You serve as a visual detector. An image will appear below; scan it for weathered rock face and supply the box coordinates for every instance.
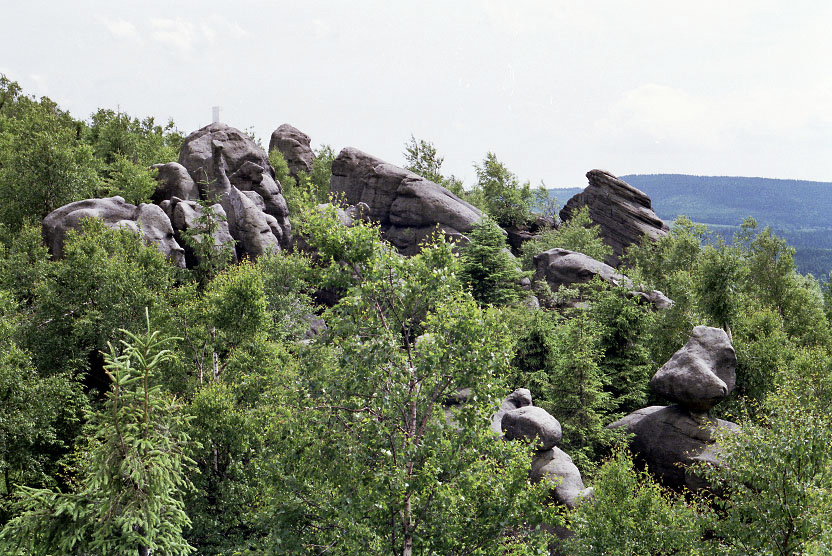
[178,122,291,251]
[159,196,237,267]
[330,147,482,255]
[269,123,314,178]
[493,389,592,509]
[608,405,738,490]
[151,162,199,203]
[533,248,672,310]
[43,196,185,268]
[560,170,669,266]
[650,326,737,412]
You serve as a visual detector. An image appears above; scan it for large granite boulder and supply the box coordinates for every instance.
[531,447,594,509]
[491,388,533,435]
[269,123,314,178]
[43,196,185,268]
[650,326,737,412]
[560,170,669,266]
[330,147,482,255]
[608,405,738,490]
[151,162,199,203]
[501,406,562,451]
[178,122,290,249]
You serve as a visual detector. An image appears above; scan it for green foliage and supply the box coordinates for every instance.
[520,206,612,270]
[0,98,100,231]
[180,200,236,289]
[460,217,529,306]
[102,152,159,205]
[0,315,195,555]
[697,388,832,556]
[402,135,464,195]
[85,108,182,168]
[566,447,703,556]
[471,152,534,228]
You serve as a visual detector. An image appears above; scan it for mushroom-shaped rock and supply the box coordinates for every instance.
[531,447,594,509]
[491,388,533,435]
[608,405,738,490]
[560,170,669,267]
[501,406,563,451]
[269,123,314,178]
[330,147,482,255]
[650,326,737,411]
[43,196,185,268]
[151,162,199,203]
[178,122,291,249]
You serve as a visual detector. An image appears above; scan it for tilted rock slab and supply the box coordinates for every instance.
[178,122,291,250]
[269,123,314,178]
[330,147,482,255]
[560,170,669,267]
[650,326,737,412]
[43,196,185,268]
[533,248,672,309]
[608,405,738,491]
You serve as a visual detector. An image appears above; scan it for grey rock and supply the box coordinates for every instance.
[330,147,482,255]
[491,388,533,435]
[178,122,291,249]
[560,170,669,266]
[151,162,199,203]
[650,326,737,411]
[43,196,185,268]
[608,405,738,490]
[531,447,594,509]
[629,289,674,310]
[269,123,315,178]
[501,406,562,451]
[162,197,237,266]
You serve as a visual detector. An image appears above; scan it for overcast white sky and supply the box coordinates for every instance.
[2,1,831,188]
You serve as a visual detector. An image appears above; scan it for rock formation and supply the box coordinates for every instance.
[150,162,199,204]
[159,196,237,267]
[560,170,669,267]
[269,123,314,179]
[329,147,482,255]
[609,326,739,490]
[42,196,186,268]
[178,122,291,251]
[533,248,673,309]
[494,389,593,509]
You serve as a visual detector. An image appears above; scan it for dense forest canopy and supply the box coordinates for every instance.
[2,75,832,555]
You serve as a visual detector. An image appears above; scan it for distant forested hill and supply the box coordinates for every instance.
[551,175,832,277]
[622,174,832,277]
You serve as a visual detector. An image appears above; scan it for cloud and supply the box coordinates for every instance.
[150,17,198,53]
[95,15,141,41]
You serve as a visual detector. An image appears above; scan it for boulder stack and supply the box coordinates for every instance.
[609,326,739,490]
[329,147,482,255]
[560,170,669,266]
[494,389,593,509]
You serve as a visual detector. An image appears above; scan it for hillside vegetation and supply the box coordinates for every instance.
[3,75,832,555]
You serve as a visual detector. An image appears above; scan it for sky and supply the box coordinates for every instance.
[2,0,831,188]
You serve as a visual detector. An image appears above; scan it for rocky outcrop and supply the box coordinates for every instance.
[330,147,482,255]
[151,162,199,203]
[159,197,237,267]
[650,326,737,412]
[494,389,592,509]
[178,122,291,251]
[533,248,672,309]
[43,196,185,268]
[609,326,739,490]
[560,170,669,266]
[269,124,314,178]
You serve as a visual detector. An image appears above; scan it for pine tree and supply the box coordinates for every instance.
[459,217,528,306]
